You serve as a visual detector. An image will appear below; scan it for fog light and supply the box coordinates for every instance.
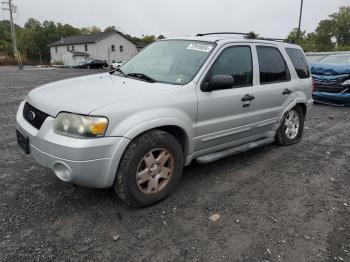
[53,162,72,182]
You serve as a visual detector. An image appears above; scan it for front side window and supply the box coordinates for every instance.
[257,46,290,84]
[286,48,310,79]
[117,40,216,85]
[207,46,253,88]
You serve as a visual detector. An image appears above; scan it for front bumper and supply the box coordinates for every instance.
[313,91,350,107]
[16,101,130,188]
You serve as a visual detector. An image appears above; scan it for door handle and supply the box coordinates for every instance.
[282,88,292,95]
[241,94,255,102]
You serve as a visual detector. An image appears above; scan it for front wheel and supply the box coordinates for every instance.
[114,130,184,207]
[275,106,305,146]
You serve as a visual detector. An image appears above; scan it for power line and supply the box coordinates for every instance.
[1,0,23,70]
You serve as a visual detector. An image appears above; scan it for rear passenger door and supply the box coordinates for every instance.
[246,45,294,127]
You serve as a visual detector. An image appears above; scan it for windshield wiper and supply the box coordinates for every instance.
[110,67,127,77]
[127,73,156,83]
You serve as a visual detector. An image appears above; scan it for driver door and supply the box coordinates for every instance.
[195,44,259,154]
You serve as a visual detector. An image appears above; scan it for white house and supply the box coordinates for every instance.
[49,31,139,66]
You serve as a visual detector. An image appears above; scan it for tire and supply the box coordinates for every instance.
[114,130,184,207]
[275,105,305,146]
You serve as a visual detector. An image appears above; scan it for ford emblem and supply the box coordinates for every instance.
[28,111,36,121]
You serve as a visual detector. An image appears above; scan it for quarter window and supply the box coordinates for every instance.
[257,46,290,84]
[286,48,310,79]
[208,46,253,87]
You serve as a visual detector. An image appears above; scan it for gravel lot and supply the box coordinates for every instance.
[0,66,349,262]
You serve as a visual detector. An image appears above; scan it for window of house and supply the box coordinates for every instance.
[120,45,124,52]
[285,48,310,79]
[55,46,58,53]
[71,45,75,51]
[257,46,290,84]
[207,46,253,88]
[67,46,69,51]
[111,45,115,52]
[85,45,88,52]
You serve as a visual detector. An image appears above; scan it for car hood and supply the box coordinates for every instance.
[26,73,177,116]
[310,63,350,76]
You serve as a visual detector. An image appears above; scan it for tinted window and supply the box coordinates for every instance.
[209,46,253,87]
[257,46,290,84]
[286,48,310,79]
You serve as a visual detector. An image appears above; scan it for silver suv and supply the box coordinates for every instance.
[16,34,313,207]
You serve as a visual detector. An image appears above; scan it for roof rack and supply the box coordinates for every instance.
[196,32,249,37]
[196,32,295,44]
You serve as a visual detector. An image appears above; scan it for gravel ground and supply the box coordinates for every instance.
[0,66,349,262]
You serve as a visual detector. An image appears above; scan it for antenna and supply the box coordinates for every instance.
[1,0,23,70]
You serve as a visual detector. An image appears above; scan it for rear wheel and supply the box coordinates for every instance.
[114,130,183,207]
[275,106,305,146]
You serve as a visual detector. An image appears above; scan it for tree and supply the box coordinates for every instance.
[142,35,156,44]
[329,6,350,48]
[157,34,166,40]
[81,25,101,34]
[314,19,335,51]
[0,20,13,56]
[286,6,350,52]
[104,26,118,33]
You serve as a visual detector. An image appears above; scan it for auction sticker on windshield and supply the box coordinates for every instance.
[186,43,213,52]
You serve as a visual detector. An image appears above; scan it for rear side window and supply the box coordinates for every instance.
[257,46,290,84]
[286,48,310,79]
[209,46,253,87]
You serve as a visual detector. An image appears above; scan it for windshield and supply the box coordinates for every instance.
[115,40,216,84]
[318,55,350,65]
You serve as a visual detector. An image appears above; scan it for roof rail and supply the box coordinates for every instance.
[196,32,249,37]
[196,32,295,44]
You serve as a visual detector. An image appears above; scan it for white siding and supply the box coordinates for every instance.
[95,33,138,63]
[49,32,138,65]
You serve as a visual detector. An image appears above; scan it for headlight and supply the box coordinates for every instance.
[342,79,350,86]
[54,112,108,138]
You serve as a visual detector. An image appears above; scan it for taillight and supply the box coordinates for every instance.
[312,80,316,92]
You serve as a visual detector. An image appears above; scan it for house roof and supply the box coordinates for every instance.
[48,31,137,47]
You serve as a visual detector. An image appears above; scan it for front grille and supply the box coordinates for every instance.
[312,74,348,93]
[314,83,346,93]
[23,102,49,130]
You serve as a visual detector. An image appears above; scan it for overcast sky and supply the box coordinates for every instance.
[2,0,349,38]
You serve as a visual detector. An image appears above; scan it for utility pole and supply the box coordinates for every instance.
[297,0,304,43]
[1,0,23,70]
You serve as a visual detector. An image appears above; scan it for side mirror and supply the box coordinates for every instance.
[202,75,234,92]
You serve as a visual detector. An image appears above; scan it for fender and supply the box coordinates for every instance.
[103,108,195,187]
[278,92,308,129]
